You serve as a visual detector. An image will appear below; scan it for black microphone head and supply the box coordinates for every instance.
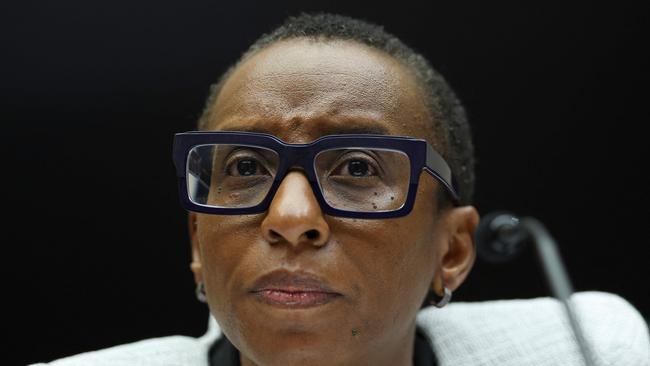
[475,211,527,263]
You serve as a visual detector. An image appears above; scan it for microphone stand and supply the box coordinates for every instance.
[519,217,596,366]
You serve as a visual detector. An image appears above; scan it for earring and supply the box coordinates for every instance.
[430,287,452,308]
[196,281,207,303]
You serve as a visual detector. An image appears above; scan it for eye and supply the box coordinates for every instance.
[331,153,379,177]
[224,151,270,177]
[347,160,370,176]
[236,159,258,176]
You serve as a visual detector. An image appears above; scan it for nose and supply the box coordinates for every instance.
[261,171,330,247]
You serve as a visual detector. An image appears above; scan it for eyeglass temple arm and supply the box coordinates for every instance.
[424,144,460,204]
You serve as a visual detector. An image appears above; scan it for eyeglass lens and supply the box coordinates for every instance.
[186,144,410,212]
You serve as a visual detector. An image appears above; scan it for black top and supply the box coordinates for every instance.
[208,327,437,366]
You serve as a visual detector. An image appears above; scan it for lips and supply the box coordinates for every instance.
[249,270,342,308]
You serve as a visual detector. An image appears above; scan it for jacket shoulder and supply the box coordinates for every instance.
[30,334,216,366]
[30,315,222,366]
[417,291,650,366]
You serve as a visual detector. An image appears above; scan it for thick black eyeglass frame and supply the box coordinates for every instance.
[173,131,459,219]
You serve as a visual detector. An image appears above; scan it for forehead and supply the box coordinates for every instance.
[207,39,433,143]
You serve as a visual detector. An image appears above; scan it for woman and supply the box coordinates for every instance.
[33,13,649,366]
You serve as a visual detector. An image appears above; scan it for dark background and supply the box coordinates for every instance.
[3,1,648,365]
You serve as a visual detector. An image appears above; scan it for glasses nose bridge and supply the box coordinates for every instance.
[279,145,317,180]
[270,145,322,201]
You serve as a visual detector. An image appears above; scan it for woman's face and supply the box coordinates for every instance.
[190,39,477,366]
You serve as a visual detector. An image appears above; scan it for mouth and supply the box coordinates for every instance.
[249,269,342,308]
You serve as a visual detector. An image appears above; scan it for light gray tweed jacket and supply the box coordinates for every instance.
[31,292,650,366]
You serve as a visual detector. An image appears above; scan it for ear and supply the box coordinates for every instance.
[432,205,479,294]
[188,212,203,284]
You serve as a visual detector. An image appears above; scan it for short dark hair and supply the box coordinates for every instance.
[197,13,475,206]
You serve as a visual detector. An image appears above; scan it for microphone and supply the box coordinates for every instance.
[476,211,596,366]
[475,211,527,263]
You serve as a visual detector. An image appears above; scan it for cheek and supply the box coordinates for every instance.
[330,203,439,336]
[196,215,264,329]
[374,178,441,320]
[362,175,439,288]
[368,218,437,299]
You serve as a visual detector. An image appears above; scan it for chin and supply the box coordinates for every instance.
[230,301,361,364]
[242,336,352,366]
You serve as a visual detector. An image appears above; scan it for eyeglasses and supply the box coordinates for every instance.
[173,131,459,219]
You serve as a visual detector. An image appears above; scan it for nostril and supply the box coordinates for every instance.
[305,229,320,240]
[268,229,282,241]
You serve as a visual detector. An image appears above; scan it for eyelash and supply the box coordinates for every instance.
[224,154,269,176]
[330,153,380,177]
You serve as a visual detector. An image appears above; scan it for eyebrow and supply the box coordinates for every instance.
[222,122,390,136]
